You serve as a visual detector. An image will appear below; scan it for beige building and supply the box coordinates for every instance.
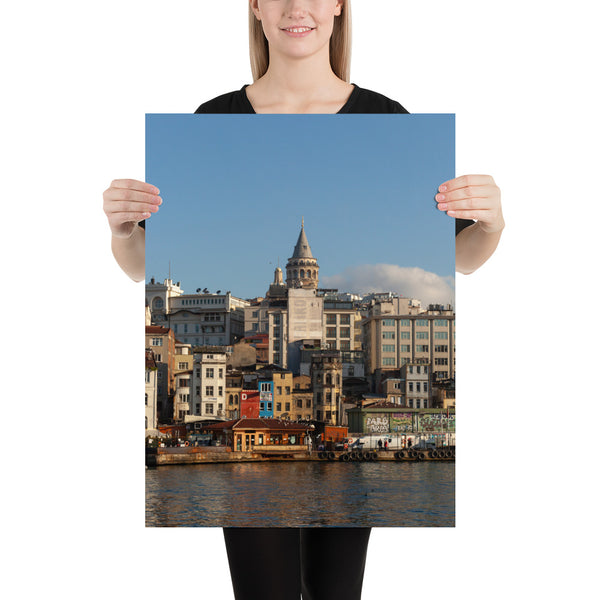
[292,375,313,421]
[225,371,243,420]
[362,299,455,384]
[272,371,294,419]
[311,351,343,425]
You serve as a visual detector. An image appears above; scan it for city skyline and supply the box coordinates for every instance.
[145,114,455,304]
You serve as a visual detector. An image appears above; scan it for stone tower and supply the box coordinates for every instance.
[286,218,319,289]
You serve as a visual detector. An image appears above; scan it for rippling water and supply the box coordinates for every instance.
[146,461,454,527]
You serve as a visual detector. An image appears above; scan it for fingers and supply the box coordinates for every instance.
[435,174,502,229]
[109,179,160,195]
[439,174,495,192]
[103,178,162,237]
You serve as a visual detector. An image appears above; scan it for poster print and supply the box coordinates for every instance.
[145,114,455,527]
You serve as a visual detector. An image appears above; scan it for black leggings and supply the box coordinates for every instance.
[223,527,371,600]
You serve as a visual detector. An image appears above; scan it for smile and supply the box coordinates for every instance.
[281,26,315,36]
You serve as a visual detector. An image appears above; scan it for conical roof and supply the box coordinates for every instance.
[291,224,314,259]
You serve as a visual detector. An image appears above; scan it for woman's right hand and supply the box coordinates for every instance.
[103,179,161,238]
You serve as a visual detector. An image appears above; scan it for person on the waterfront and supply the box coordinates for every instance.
[103,2,504,598]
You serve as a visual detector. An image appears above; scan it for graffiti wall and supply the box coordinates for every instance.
[365,415,390,434]
[418,413,456,432]
[389,413,414,433]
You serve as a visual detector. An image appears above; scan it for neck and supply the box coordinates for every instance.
[261,47,341,100]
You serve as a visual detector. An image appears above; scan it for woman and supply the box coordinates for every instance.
[104,2,504,598]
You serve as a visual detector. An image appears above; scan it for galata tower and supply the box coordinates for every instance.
[285,218,319,289]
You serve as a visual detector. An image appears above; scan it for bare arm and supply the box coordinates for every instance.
[111,224,146,282]
[455,221,503,275]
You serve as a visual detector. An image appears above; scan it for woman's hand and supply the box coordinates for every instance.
[435,174,504,233]
[103,179,161,239]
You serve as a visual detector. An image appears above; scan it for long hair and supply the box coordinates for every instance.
[249,1,352,82]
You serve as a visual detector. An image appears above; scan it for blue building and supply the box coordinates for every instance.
[258,380,274,418]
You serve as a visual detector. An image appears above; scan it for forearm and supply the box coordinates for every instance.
[111,225,145,282]
[455,221,503,275]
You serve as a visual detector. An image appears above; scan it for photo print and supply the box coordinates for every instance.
[145,114,456,527]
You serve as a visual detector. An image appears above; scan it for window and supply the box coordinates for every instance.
[416,382,421,392]
[409,382,414,392]
[340,314,350,325]
[435,358,449,365]
[277,386,282,395]
[145,393,148,406]
[326,314,336,324]
[326,327,336,338]
[401,331,410,339]
[229,394,234,405]
[274,315,281,325]
[218,368,223,378]
[205,386,214,396]
[177,362,187,370]
[434,319,448,326]
[400,319,410,327]
[382,319,395,326]
[151,338,163,346]
[276,402,282,411]
[400,345,410,352]
[416,345,429,352]
[435,345,449,352]
[307,398,311,408]
[416,399,421,409]
[382,331,395,339]
[285,386,291,395]
[179,378,190,387]
[260,402,265,410]
[267,402,272,411]
[252,323,259,331]
[382,358,395,366]
[339,340,351,350]
[218,386,223,396]
[206,368,214,378]
[340,327,350,338]
[382,344,395,352]
[424,382,428,392]
[435,331,449,339]
[325,411,332,421]
[296,399,303,408]
[416,319,428,327]
[416,332,429,339]
[206,403,214,414]
[285,402,291,412]
[260,382,270,392]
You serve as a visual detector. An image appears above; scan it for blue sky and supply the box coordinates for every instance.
[146,114,455,303]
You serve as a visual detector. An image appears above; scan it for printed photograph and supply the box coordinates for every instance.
[144,114,456,527]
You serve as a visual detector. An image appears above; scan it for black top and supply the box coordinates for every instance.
[141,85,472,236]
[195,84,408,115]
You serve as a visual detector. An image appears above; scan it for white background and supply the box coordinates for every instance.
[2,1,598,598]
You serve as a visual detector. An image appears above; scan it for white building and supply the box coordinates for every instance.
[146,278,249,347]
[190,347,228,420]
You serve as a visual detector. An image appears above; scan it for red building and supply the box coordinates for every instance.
[240,390,260,419]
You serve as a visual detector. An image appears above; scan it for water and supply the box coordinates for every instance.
[146,461,454,527]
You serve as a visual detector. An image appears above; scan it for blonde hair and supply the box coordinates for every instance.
[249,1,352,82]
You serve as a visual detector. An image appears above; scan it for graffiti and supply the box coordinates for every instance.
[419,413,456,432]
[366,415,389,434]
[389,413,414,433]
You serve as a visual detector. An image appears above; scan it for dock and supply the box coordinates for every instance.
[146,446,455,467]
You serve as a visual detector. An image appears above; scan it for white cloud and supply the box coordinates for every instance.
[321,264,455,306]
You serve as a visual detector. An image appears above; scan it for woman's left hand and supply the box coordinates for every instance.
[435,174,504,233]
